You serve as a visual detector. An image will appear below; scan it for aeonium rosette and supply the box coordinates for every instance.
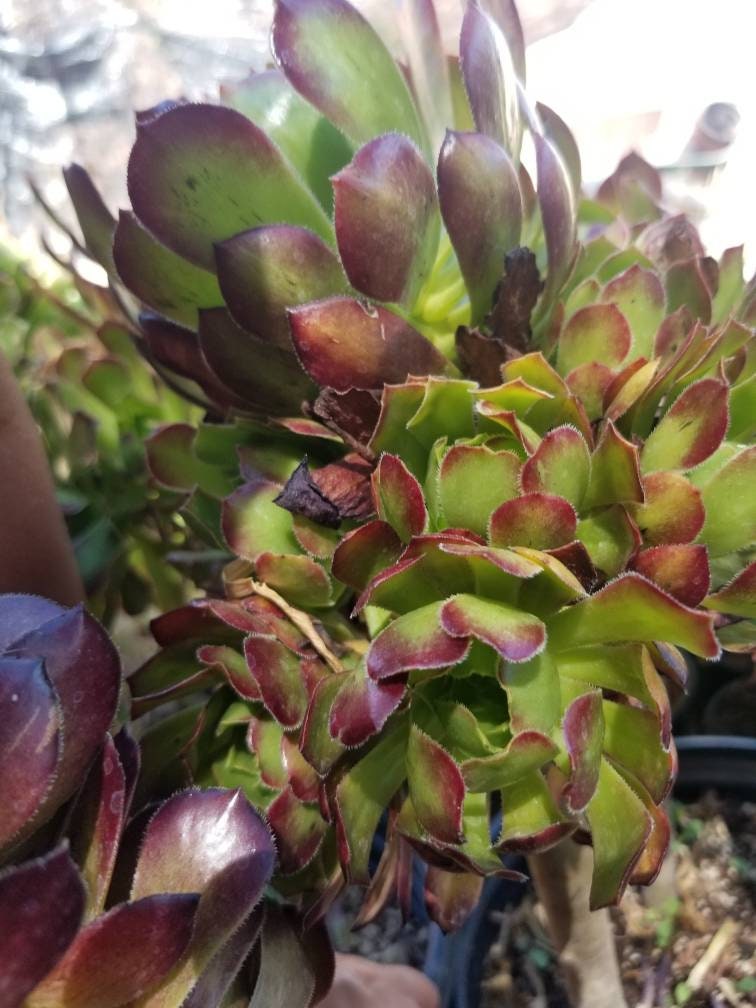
[56,0,755,933]
[57,0,583,419]
[138,323,754,929]
[0,594,332,1008]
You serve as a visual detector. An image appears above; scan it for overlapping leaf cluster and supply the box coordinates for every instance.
[61,0,756,932]
[0,594,334,1008]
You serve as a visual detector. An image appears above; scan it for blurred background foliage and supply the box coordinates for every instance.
[0,240,204,628]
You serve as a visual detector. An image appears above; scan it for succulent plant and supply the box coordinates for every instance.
[62,0,754,935]
[0,593,333,1008]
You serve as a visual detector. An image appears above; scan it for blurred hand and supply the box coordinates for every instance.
[319,953,440,1008]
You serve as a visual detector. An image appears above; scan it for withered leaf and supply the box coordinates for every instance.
[275,458,341,528]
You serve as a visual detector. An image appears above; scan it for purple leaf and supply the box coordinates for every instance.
[460,4,521,157]
[0,593,64,651]
[131,789,274,899]
[244,635,309,729]
[68,735,127,919]
[131,789,275,1003]
[29,894,198,1008]
[329,663,406,748]
[0,657,61,852]
[150,601,228,647]
[535,102,581,198]
[334,133,439,305]
[0,846,84,1007]
[332,520,403,591]
[561,691,604,814]
[267,787,328,874]
[372,453,427,542]
[441,594,546,663]
[138,312,246,412]
[631,544,710,608]
[214,224,347,347]
[398,0,452,151]
[5,605,121,835]
[289,296,450,391]
[198,307,316,416]
[478,0,526,80]
[183,909,263,1008]
[113,728,141,821]
[407,725,466,844]
[534,133,577,312]
[366,601,470,681]
[249,906,334,1008]
[127,103,332,271]
[438,130,522,322]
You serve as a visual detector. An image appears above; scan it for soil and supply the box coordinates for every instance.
[480,793,756,1008]
[329,884,430,971]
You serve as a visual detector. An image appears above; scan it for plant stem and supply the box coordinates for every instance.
[527,842,629,1008]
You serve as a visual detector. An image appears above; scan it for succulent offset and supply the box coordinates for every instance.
[60,0,756,932]
[0,594,335,1008]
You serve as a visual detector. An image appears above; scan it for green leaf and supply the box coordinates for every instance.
[641,379,729,474]
[113,211,222,329]
[497,771,574,852]
[272,0,428,155]
[585,759,651,908]
[698,446,756,556]
[439,444,521,535]
[547,572,719,658]
[222,477,300,561]
[128,103,333,271]
[222,69,352,212]
[407,724,466,844]
[334,713,409,883]
[520,425,590,508]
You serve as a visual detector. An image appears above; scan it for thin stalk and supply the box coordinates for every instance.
[527,842,629,1008]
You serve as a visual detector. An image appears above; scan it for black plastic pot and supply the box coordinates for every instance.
[674,735,756,799]
[424,734,756,1008]
[424,865,526,1008]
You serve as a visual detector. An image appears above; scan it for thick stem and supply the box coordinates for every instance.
[528,842,628,1008]
[0,351,84,605]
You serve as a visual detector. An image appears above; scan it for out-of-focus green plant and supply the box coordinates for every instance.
[0,243,209,624]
